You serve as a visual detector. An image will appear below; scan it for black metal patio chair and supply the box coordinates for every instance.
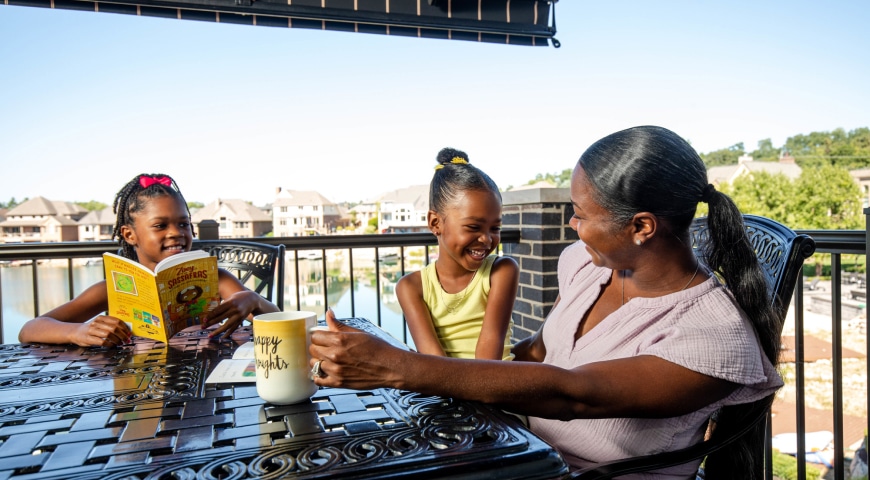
[191,240,285,310]
[566,214,816,480]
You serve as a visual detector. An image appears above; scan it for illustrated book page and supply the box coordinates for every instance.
[205,341,256,384]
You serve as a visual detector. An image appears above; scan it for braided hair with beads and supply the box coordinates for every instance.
[111,174,190,261]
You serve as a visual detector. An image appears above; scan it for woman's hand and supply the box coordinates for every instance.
[68,315,132,347]
[309,310,409,390]
[204,290,261,339]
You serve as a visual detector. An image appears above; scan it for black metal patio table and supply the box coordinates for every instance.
[0,318,568,479]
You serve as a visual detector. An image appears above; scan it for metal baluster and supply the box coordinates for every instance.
[349,248,355,318]
[795,278,807,480]
[830,255,845,480]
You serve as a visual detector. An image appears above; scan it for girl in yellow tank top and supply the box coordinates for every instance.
[395,147,519,360]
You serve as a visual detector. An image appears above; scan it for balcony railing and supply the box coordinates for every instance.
[0,231,520,345]
[0,227,866,480]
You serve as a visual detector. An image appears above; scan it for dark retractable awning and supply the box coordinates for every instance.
[6,0,560,47]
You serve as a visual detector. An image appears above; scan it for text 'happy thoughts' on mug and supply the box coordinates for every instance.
[252,311,319,404]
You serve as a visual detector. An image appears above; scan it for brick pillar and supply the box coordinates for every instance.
[198,219,219,240]
[502,188,576,341]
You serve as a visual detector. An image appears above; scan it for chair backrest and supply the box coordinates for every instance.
[568,215,816,480]
[689,214,816,319]
[191,240,285,310]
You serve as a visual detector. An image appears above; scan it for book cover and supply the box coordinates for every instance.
[104,250,220,343]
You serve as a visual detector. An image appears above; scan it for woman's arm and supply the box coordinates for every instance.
[204,269,280,339]
[19,281,133,347]
[475,256,519,360]
[311,313,737,420]
[397,272,446,356]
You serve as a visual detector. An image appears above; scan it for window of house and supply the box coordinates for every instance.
[280,206,287,213]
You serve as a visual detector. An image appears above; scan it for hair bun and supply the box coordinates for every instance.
[435,147,470,167]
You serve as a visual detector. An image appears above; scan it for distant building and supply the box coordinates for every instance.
[349,202,379,231]
[0,196,87,243]
[192,198,273,238]
[272,188,341,236]
[377,185,429,234]
[707,153,802,186]
[849,168,870,208]
[77,207,116,242]
[506,179,557,191]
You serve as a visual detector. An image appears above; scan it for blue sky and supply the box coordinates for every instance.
[1,1,868,207]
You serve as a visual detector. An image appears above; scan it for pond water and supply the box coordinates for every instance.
[1,257,415,347]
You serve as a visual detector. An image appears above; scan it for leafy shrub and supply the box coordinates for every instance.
[772,450,824,480]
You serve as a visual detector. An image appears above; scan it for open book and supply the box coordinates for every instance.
[104,250,220,343]
[205,342,256,384]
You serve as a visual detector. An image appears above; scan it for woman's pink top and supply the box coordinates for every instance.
[528,241,783,479]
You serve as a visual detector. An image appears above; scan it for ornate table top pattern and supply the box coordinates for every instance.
[0,319,567,479]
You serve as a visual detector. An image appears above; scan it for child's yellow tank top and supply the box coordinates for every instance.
[420,255,514,360]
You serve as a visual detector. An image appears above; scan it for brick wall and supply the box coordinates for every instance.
[502,188,575,341]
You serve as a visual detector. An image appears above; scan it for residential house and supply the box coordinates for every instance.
[849,168,870,208]
[707,153,802,187]
[0,196,87,243]
[77,207,116,242]
[506,179,557,191]
[377,185,429,234]
[272,188,341,237]
[191,198,273,238]
[349,201,378,232]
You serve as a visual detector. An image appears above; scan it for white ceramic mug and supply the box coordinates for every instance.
[252,311,319,405]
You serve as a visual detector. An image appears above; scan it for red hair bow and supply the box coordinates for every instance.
[139,175,172,188]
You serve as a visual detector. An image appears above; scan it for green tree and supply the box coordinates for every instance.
[75,200,108,211]
[365,216,379,234]
[726,171,796,225]
[530,169,572,188]
[187,201,205,209]
[749,138,779,163]
[785,128,870,170]
[700,142,744,167]
[793,165,862,230]
[0,197,23,209]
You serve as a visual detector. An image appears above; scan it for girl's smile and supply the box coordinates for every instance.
[432,189,503,274]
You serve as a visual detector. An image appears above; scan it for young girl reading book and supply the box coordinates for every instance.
[18,173,279,347]
[395,148,519,360]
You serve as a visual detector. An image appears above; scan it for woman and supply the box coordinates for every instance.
[310,126,782,480]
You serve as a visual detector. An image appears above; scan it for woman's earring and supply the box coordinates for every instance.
[635,239,643,246]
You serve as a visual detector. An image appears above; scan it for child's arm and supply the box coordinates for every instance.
[204,268,280,339]
[396,272,447,356]
[475,256,520,360]
[18,281,133,347]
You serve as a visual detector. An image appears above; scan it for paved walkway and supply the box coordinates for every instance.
[780,335,864,363]
[776,298,867,453]
[772,399,866,453]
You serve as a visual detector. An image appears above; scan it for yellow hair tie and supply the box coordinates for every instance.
[435,157,468,170]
